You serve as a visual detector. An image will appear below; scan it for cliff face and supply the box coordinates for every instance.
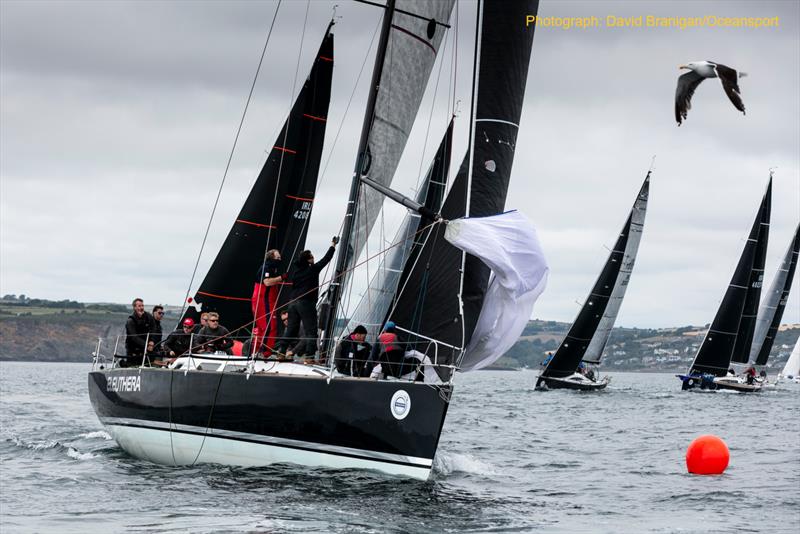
[0,313,127,362]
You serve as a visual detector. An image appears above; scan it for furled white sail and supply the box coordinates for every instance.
[582,175,650,364]
[353,0,455,264]
[443,210,549,371]
[780,337,800,379]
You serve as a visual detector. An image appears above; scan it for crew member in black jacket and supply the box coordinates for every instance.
[123,298,155,367]
[279,237,337,360]
[335,325,372,376]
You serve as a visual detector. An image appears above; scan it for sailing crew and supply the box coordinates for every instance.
[196,312,234,354]
[744,366,757,385]
[280,236,338,361]
[123,298,155,367]
[370,321,411,378]
[252,249,285,353]
[335,325,372,377]
[193,312,209,334]
[164,318,196,358]
[151,305,164,345]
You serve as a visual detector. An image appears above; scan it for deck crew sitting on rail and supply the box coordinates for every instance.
[122,297,156,367]
[196,312,234,354]
[151,305,165,344]
[193,312,209,334]
[163,317,196,359]
[370,321,417,379]
[335,325,372,377]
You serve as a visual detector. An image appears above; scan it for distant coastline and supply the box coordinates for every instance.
[1,295,798,370]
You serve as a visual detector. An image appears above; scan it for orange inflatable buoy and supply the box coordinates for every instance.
[232,340,243,357]
[686,435,730,475]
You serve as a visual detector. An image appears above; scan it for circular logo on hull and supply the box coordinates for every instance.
[390,390,411,420]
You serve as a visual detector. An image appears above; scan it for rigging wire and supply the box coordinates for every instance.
[177,0,283,323]
[252,0,313,355]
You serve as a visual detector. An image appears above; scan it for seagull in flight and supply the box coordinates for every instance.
[675,60,747,126]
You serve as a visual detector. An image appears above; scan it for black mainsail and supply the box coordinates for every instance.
[191,31,334,331]
[730,178,772,363]
[539,175,649,380]
[686,180,771,377]
[750,222,800,366]
[387,0,539,379]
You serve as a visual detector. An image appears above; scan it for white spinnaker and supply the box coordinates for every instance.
[352,0,455,265]
[780,337,800,379]
[583,176,650,364]
[443,211,549,372]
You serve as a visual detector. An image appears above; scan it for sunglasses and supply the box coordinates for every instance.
[208,319,219,323]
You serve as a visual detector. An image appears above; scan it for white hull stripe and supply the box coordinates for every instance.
[99,417,432,468]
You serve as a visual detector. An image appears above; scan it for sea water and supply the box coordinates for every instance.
[1,362,798,533]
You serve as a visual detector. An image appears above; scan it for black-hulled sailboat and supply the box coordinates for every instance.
[88,0,545,480]
[678,177,771,392]
[536,173,649,391]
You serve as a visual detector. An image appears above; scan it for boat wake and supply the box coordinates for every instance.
[433,451,498,477]
[78,430,112,440]
[4,434,96,460]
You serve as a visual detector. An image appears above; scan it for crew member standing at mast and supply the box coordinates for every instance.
[280,237,338,361]
[252,249,284,355]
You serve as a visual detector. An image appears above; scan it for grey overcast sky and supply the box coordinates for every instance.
[1,0,798,329]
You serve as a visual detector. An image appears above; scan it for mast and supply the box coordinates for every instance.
[750,222,800,366]
[687,180,770,376]
[321,0,396,357]
[322,0,455,356]
[730,177,772,363]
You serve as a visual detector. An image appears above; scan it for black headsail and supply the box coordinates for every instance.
[191,30,334,331]
[730,178,772,363]
[687,180,771,376]
[540,175,649,379]
[387,0,539,380]
[750,222,800,366]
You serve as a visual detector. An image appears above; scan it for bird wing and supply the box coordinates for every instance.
[714,64,746,114]
[675,70,705,125]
